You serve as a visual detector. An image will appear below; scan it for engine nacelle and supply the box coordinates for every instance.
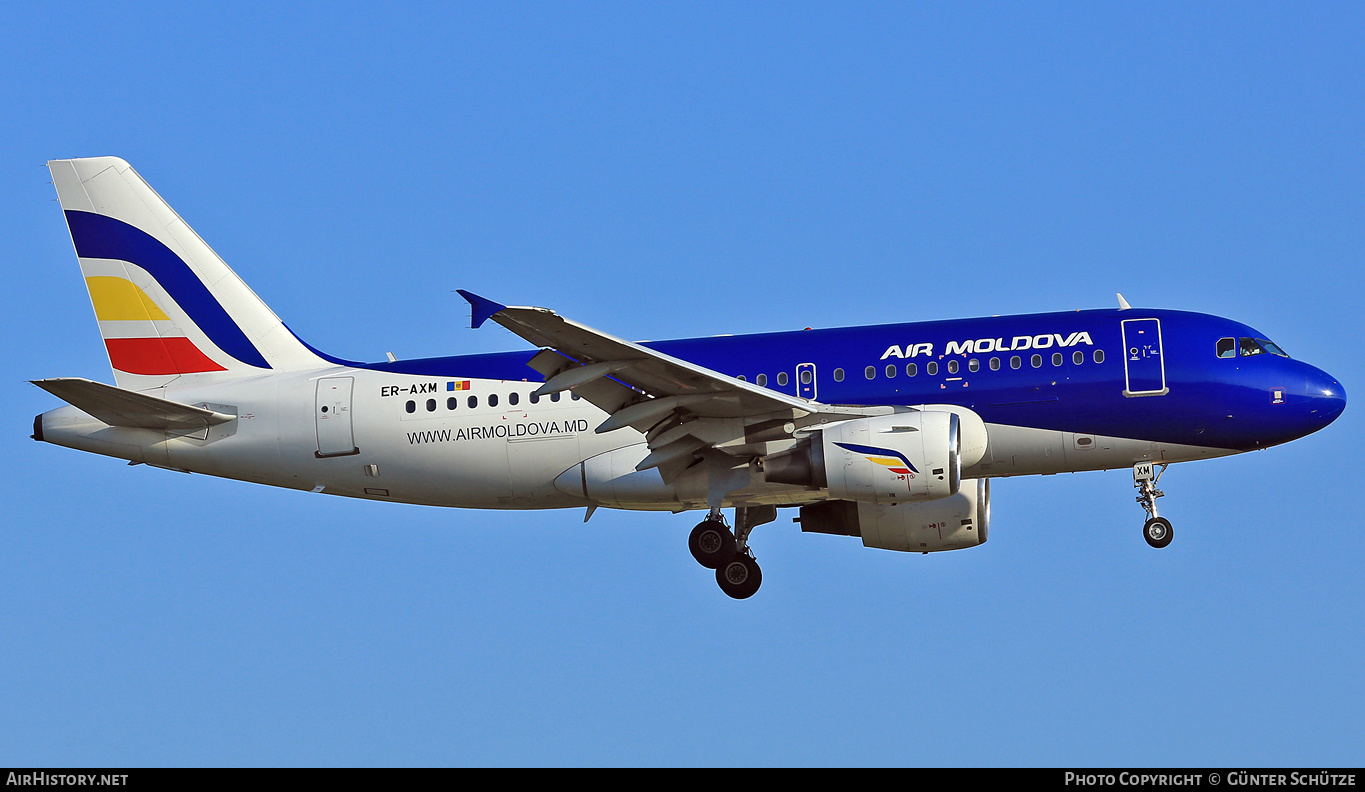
[764,411,961,505]
[797,478,991,553]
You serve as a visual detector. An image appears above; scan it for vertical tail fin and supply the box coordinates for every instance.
[48,157,326,390]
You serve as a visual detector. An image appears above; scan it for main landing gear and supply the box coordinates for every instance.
[688,506,775,599]
[1134,461,1173,549]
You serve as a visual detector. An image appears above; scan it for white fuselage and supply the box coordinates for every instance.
[40,367,1237,513]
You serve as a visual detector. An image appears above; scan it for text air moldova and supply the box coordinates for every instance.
[881,331,1095,360]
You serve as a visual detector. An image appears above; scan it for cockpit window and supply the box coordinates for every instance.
[1216,338,1236,358]
[1238,337,1289,358]
[1256,338,1289,357]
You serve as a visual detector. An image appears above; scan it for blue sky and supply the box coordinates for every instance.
[2,2,1362,766]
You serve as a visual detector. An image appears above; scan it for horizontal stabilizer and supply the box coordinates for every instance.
[32,378,234,432]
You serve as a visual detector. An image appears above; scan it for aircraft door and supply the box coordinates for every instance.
[1121,319,1168,397]
[797,363,816,400]
[315,376,359,457]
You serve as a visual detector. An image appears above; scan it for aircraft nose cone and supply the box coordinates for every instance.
[1313,373,1346,426]
[1257,365,1345,447]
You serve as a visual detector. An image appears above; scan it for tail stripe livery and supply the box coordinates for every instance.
[85,273,230,375]
[65,210,271,371]
[103,337,227,376]
[49,157,327,390]
[85,276,169,321]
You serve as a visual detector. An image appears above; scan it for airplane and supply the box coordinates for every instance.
[32,157,1347,599]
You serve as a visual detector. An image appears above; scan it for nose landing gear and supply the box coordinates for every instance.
[1134,462,1174,548]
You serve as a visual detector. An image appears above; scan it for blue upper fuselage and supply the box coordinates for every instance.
[322,308,1345,452]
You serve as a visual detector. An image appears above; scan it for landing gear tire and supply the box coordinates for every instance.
[689,520,736,569]
[716,554,762,599]
[1143,517,1174,549]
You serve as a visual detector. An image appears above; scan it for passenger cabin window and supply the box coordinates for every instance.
[447,397,457,410]
[756,373,768,386]
[905,363,917,377]
[776,372,788,386]
[405,400,416,414]
[1052,352,1063,367]
[489,394,499,408]
[426,398,436,412]
[1031,354,1042,368]
[833,368,844,382]
[989,357,1000,371]
[467,395,478,408]
[885,364,897,378]
[1093,349,1105,364]
[947,360,959,374]
[968,359,979,373]
[1073,350,1084,365]
[926,361,938,376]
[865,366,875,380]
[1010,356,1021,369]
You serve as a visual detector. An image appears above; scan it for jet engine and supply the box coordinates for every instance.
[796,478,991,553]
[763,410,973,505]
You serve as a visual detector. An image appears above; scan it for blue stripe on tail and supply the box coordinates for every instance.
[64,210,271,370]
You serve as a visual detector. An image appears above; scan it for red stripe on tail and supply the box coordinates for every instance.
[105,338,227,375]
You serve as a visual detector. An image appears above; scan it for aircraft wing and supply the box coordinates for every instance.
[458,291,888,475]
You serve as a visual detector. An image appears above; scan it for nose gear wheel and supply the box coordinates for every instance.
[1143,516,1173,548]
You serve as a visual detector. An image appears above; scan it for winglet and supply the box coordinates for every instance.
[456,290,506,329]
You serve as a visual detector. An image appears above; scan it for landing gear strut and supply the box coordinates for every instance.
[688,506,775,599]
[1134,461,1174,548]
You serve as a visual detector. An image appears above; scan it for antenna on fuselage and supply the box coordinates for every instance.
[1116,293,1132,310]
